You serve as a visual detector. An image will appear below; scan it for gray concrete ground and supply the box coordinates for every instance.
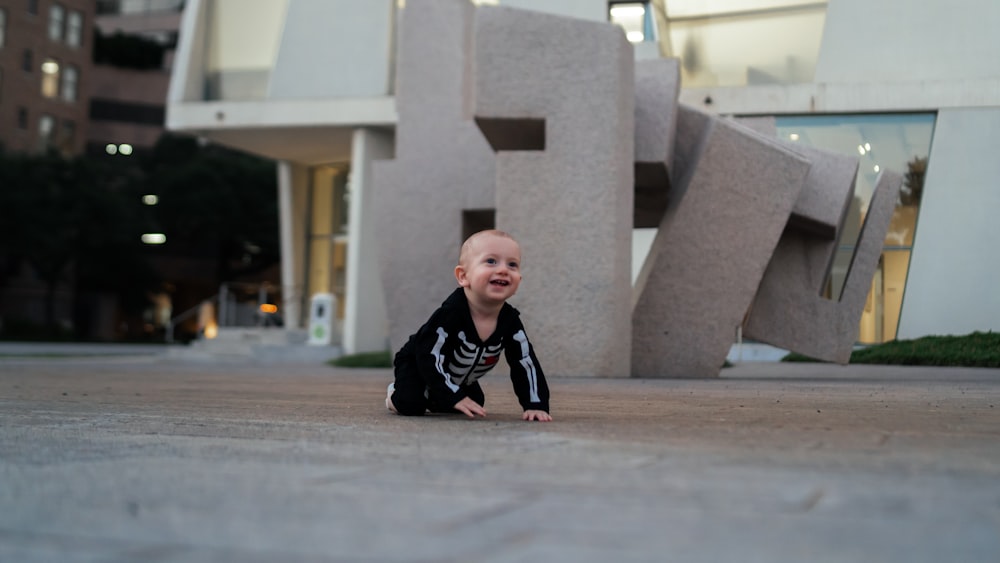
[1,345,998,562]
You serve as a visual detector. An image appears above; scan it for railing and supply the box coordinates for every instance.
[164,281,281,343]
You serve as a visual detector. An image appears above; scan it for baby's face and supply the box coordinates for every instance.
[459,234,522,304]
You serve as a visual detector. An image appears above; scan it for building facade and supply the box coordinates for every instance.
[0,0,95,155]
[166,0,1000,356]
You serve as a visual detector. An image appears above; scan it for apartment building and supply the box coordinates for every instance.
[0,0,95,155]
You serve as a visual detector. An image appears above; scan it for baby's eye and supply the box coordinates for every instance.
[485,258,497,265]
[508,262,519,269]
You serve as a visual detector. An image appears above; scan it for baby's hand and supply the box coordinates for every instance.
[453,397,487,418]
[522,409,552,422]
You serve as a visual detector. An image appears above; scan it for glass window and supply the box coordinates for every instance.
[49,4,65,42]
[203,0,290,100]
[40,58,59,98]
[22,49,32,71]
[66,11,83,47]
[38,114,55,149]
[60,119,76,151]
[61,64,78,101]
[654,0,826,87]
[610,2,656,43]
[27,0,38,16]
[775,113,936,343]
[1,8,7,48]
[17,107,28,129]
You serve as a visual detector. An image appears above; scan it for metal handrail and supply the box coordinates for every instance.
[165,294,217,344]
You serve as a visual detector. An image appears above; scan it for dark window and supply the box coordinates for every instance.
[89,98,166,125]
[1,8,8,48]
[22,49,32,71]
[27,0,38,16]
[17,107,28,128]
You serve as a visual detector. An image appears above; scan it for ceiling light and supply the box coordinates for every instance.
[142,194,158,205]
[142,233,166,245]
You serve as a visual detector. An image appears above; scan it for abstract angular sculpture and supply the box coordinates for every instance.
[372,0,496,351]
[472,6,635,377]
[744,170,904,363]
[374,1,902,377]
[632,112,811,378]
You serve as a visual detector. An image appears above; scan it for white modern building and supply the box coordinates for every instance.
[166,0,1000,356]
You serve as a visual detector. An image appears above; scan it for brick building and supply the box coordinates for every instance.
[0,0,95,155]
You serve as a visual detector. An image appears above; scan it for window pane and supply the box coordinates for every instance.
[40,59,60,98]
[38,114,55,150]
[61,65,78,101]
[66,11,82,47]
[0,8,7,48]
[49,4,65,41]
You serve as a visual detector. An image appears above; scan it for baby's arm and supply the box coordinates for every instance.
[522,409,552,422]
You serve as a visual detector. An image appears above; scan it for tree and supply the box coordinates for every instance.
[0,151,160,336]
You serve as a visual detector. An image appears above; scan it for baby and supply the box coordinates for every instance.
[386,229,551,421]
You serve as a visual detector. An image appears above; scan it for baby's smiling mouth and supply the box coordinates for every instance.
[490,279,509,286]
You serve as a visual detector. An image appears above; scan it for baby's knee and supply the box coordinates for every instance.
[389,394,427,416]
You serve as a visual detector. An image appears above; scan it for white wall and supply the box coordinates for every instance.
[268,0,395,99]
[897,108,1000,338]
[816,0,1000,83]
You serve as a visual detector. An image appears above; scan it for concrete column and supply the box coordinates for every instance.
[343,128,393,354]
[277,161,306,329]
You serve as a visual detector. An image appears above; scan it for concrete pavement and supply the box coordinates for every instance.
[1,351,998,562]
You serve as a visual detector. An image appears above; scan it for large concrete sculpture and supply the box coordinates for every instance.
[632,110,811,378]
[472,6,635,377]
[372,0,496,351]
[375,1,902,377]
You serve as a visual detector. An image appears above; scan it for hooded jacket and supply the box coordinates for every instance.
[394,288,549,413]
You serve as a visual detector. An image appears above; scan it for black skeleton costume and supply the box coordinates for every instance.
[390,288,549,416]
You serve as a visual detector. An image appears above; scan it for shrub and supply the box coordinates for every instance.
[781,331,1000,367]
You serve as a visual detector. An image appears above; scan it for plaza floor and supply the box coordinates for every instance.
[1,347,998,562]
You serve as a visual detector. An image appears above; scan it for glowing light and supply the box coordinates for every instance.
[105,144,118,155]
[610,5,646,17]
[789,133,799,141]
[259,303,278,314]
[626,31,645,42]
[204,322,218,339]
[873,164,880,173]
[142,194,158,205]
[41,61,59,74]
[141,233,166,245]
[118,144,133,156]
[864,142,871,151]
[857,145,866,155]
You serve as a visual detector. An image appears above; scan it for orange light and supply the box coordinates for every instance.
[259,303,278,314]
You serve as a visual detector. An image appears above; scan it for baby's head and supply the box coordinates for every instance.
[455,230,522,304]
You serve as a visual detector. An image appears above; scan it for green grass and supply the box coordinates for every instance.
[781,331,1000,367]
[329,350,393,368]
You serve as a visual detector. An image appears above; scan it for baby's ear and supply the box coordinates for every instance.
[454,264,469,287]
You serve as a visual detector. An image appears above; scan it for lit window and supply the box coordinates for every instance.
[66,11,82,47]
[49,4,65,42]
[40,58,59,98]
[61,65,78,101]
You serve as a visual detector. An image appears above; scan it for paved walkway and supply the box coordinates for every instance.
[1,351,998,562]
